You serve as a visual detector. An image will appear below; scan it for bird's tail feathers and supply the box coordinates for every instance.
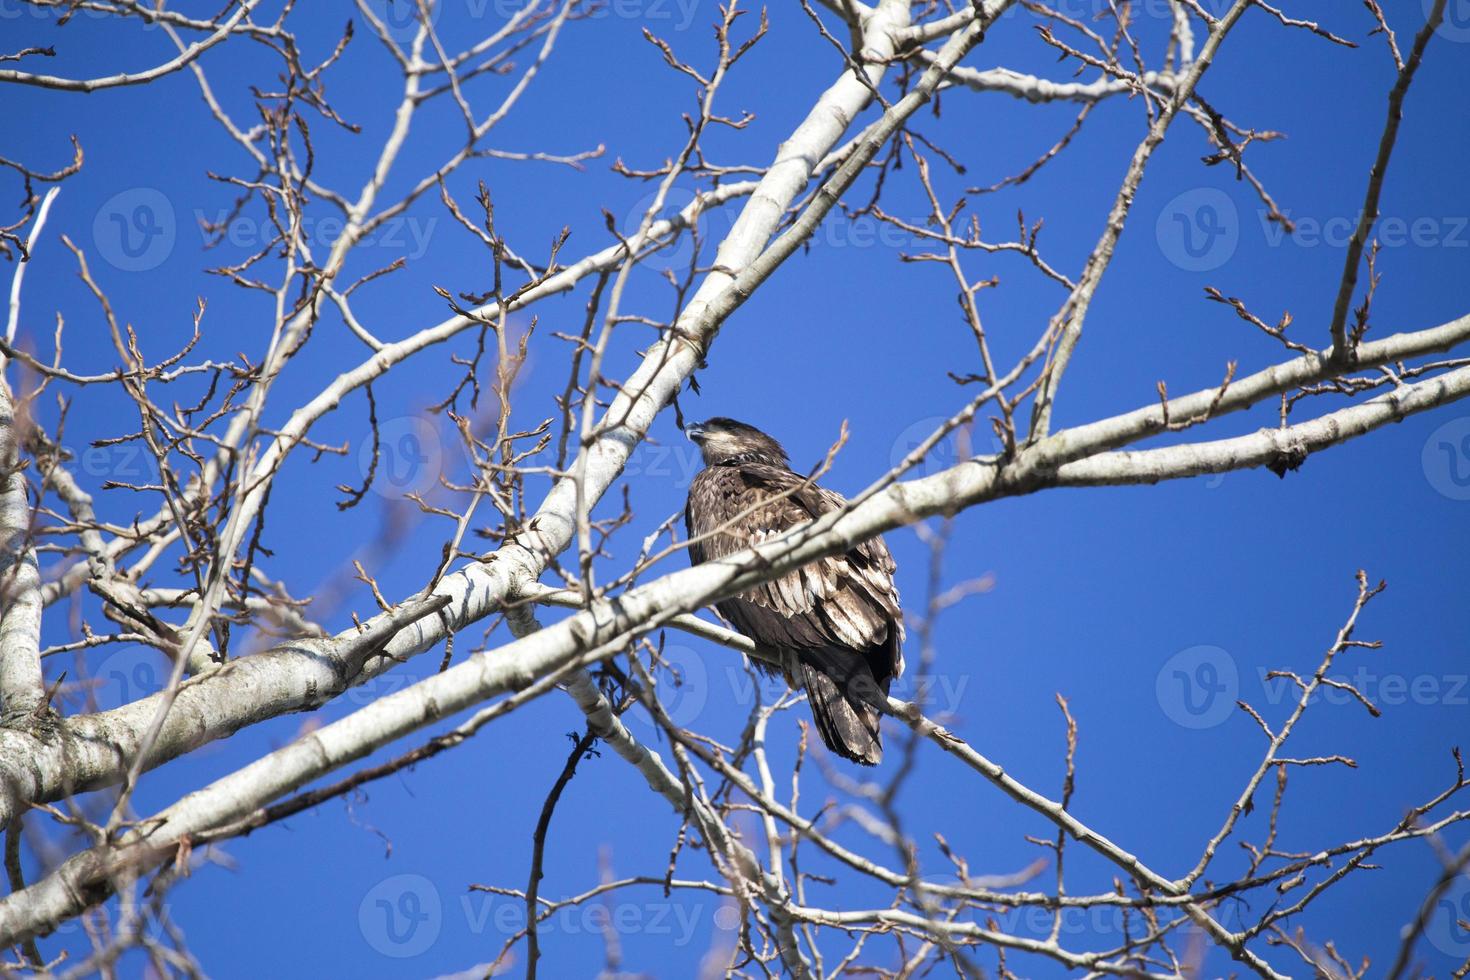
[799,649,887,766]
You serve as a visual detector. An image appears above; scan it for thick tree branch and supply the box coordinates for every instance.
[0,382,43,726]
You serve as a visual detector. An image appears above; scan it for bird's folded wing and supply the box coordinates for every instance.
[687,463,903,651]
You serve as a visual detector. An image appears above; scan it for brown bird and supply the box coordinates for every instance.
[683,418,904,765]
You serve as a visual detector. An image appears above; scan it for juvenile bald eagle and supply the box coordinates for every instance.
[684,418,904,765]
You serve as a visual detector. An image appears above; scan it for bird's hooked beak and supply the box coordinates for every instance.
[684,421,707,443]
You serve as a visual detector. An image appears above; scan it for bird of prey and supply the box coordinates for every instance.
[683,418,904,765]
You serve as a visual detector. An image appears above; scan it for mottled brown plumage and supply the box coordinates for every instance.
[683,418,904,765]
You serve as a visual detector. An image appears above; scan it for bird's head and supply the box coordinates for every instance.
[685,417,789,466]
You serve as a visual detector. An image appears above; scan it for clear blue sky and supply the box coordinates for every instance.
[7,0,1470,976]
